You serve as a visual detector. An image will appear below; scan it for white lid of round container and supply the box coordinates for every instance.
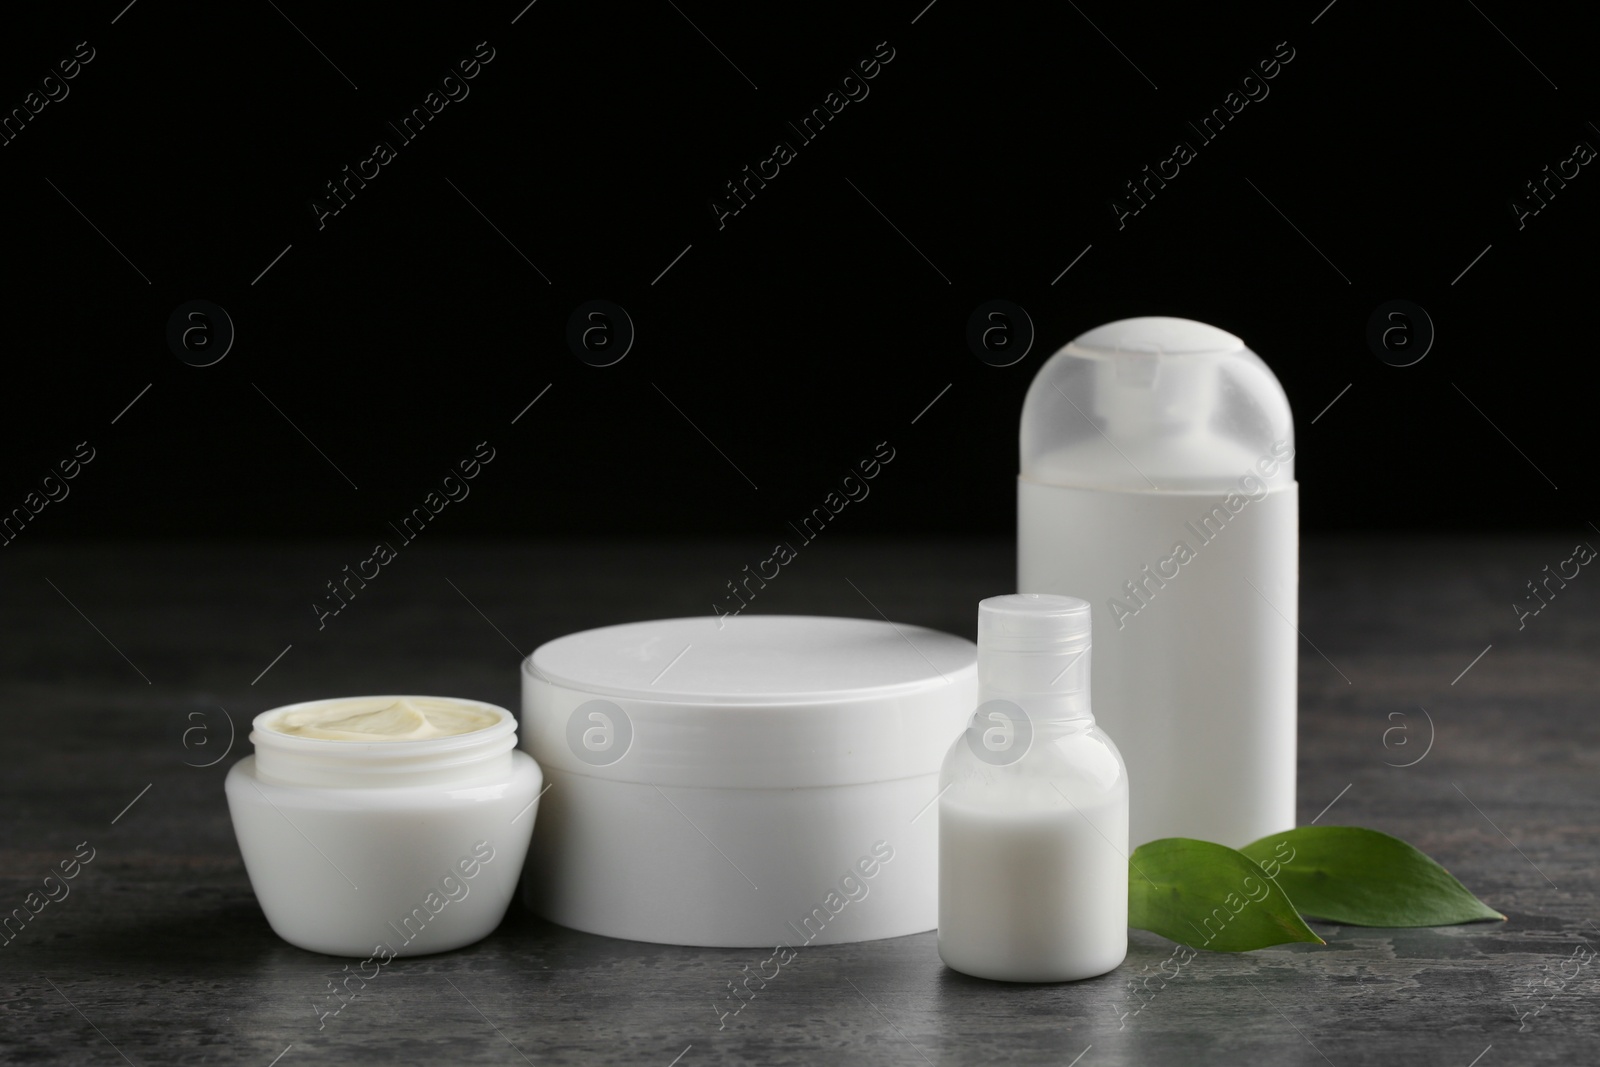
[521,615,978,788]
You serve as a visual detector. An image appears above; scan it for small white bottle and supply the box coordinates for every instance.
[1017,316,1297,849]
[938,594,1128,983]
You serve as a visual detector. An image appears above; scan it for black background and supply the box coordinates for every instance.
[1,0,1592,544]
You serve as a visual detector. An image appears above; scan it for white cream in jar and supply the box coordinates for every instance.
[267,696,501,741]
[225,695,542,957]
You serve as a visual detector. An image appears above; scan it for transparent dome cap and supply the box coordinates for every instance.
[1019,316,1294,491]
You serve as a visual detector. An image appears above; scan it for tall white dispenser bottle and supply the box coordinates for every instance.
[1016,316,1298,848]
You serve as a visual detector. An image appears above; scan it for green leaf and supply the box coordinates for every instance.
[1240,826,1505,927]
[1129,838,1325,952]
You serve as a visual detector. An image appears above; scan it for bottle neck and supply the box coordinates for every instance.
[977,646,1093,725]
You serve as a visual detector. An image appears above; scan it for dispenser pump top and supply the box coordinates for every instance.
[1019,316,1295,492]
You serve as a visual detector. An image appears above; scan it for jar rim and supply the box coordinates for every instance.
[251,696,516,767]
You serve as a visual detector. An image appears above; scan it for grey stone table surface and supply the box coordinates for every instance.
[1,536,1595,1066]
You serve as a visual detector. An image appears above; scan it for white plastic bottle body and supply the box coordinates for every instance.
[937,594,1128,983]
[938,786,1128,982]
[1018,480,1297,849]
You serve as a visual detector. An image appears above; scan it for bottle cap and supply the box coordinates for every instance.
[977,594,1092,715]
[978,593,1091,654]
[1020,316,1294,491]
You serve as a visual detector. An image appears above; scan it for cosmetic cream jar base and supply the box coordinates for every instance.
[225,696,542,958]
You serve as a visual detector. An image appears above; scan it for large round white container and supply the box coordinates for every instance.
[519,615,978,947]
[1017,317,1298,849]
[225,697,542,957]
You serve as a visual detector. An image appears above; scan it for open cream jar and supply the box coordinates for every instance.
[225,696,542,957]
